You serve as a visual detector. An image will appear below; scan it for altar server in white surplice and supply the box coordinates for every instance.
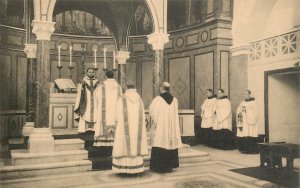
[236,90,259,154]
[200,89,217,145]
[212,89,235,150]
[149,82,183,173]
[75,68,101,133]
[112,82,148,174]
[94,70,122,147]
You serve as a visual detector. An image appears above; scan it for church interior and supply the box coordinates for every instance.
[0,0,300,187]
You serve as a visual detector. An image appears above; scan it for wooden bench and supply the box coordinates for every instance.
[258,142,300,172]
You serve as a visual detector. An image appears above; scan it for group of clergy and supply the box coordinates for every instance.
[74,68,183,174]
[200,89,259,153]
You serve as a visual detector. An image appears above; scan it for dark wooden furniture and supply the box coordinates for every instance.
[258,142,300,172]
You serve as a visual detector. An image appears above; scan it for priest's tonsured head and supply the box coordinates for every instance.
[160,82,170,92]
[126,80,135,89]
[105,69,115,78]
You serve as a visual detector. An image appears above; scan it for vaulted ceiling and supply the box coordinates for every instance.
[53,0,144,50]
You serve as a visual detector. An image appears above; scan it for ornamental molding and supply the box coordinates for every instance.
[32,20,55,41]
[147,32,169,50]
[24,44,37,58]
[230,44,250,57]
[116,51,130,64]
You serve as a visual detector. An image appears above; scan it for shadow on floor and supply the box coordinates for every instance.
[230,166,299,188]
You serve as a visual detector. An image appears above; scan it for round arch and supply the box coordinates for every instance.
[144,0,160,33]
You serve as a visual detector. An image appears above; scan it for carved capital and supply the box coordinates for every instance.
[32,20,55,41]
[24,44,37,58]
[147,32,169,50]
[116,51,130,64]
[230,44,250,57]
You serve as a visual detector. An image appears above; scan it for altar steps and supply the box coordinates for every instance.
[1,133,210,179]
[0,139,91,180]
[74,131,210,170]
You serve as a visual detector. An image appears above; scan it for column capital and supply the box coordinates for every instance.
[230,44,250,57]
[147,32,169,50]
[24,44,37,58]
[116,51,130,64]
[32,20,55,41]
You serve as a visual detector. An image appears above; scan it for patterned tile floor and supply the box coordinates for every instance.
[1,145,299,188]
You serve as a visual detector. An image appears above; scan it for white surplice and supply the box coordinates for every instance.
[236,99,258,137]
[149,96,183,150]
[213,97,232,131]
[75,76,101,133]
[201,97,217,128]
[94,78,122,146]
[112,89,148,174]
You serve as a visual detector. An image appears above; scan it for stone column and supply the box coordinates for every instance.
[147,32,169,97]
[116,51,130,92]
[23,44,37,137]
[28,20,55,153]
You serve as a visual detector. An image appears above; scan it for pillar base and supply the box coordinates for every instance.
[22,122,34,137]
[29,128,54,153]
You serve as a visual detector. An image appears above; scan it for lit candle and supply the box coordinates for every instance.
[113,51,116,69]
[58,45,61,67]
[94,49,97,68]
[103,48,107,69]
[69,46,72,66]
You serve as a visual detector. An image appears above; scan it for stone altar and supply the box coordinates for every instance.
[49,93,78,135]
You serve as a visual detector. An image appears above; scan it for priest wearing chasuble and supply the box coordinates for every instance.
[75,68,101,133]
[112,82,148,174]
[212,89,235,150]
[236,90,259,154]
[94,70,122,147]
[149,82,183,173]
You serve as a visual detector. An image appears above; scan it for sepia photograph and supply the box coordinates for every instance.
[0,0,299,187]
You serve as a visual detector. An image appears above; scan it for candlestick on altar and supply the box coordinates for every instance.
[68,65,74,79]
[69,46,73,66]
[58,45,61,67]
[103,48,107,69]
[113,51,116,70]
[93,48,97,68]
[56,65,63,79]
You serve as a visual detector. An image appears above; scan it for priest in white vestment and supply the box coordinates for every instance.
[94,70,122,147]
[236,90,259,153]
[112,82,148,174]
[200,89,216,145]
[149,82,183,173]
[75,68,101,133]
[212,89,235,149]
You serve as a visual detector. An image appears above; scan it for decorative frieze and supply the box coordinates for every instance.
[249,30,298,61]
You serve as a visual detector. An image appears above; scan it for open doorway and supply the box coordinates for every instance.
[265,68,300,144]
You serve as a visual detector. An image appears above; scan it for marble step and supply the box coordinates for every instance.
[146,144,191,153]
[0,160,92,180]
[89,147,209,168]
[144,148,210,165]
[87,147,112,158]
[54,139,84,151]
[11,150,88,165]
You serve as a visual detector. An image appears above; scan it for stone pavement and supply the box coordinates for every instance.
[1,145,298,188]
